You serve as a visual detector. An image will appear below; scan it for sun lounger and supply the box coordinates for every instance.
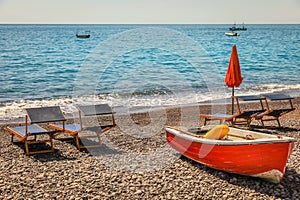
[256,94,295,127]
[200,110,263,127]
[199,113,238,127]
[233,95,266,126]
[49,104,116,150]
[6,106,66,155]
[200,95,266,127]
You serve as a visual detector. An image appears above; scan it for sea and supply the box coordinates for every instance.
[0,24,299,122]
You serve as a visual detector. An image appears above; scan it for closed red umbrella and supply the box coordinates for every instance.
[224,45,243,114]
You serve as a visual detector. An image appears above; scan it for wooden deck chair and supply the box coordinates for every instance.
[199,95,266,127]
[256,94,295,128]
[199,113,239,127]
[49,104,116,150]
[233,95,266,126]
[6,106,66,155]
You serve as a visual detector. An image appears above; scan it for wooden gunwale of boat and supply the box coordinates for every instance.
[165,126,295,145]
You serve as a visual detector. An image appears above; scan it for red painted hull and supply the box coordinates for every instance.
[166,127,295,183]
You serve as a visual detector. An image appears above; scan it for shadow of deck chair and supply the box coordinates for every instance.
[199,95,266,127]
[256,94,295,128]
[6,106,66,155]
[49,104,116,150]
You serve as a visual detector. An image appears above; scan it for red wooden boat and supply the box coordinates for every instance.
[165,126,295,183]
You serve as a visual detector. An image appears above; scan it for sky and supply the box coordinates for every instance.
[0,0,299,24]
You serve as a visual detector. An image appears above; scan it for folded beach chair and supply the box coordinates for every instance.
[256,93,295,127]
[200,95,266,127]
[6,106,66,155]
[49,104,116,150]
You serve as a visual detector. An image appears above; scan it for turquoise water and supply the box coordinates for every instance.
[0,24,299,120]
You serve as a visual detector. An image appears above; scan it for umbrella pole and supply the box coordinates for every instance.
[231,87,234,114]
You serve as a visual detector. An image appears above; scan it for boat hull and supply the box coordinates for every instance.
[76,34,90,38]
[225,32,240,36]
[230,27,247,31]
[165,127,295,183]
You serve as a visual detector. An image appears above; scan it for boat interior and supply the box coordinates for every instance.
[169,125,288,141]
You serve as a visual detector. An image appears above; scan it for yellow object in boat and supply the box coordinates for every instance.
[203,124,229,139]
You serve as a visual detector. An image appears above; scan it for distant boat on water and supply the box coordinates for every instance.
[225,32,240,36]
[76,33,90,38]
[229,23,247,31]
[76,31,90,38]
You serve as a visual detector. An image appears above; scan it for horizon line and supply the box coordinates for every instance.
[0,22,299,25]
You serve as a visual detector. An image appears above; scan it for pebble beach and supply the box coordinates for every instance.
[0,98,299,200]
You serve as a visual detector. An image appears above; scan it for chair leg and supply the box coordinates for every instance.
[25,140,30,155]
[50,136,54,152]
[259,119,265,128]
[232,118,237,127]
[231,120,235,127]
[75,136,81,150]
[277,118,281,128]
[246,118,252,127]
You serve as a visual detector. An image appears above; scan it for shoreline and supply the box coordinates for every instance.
[1,94,300,125]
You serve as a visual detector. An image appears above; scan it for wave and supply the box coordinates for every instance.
[243,83,300,91]
[237,84,300,96]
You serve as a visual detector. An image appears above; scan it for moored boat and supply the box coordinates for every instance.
[229,23,247,31]
[225,32,240,36]
[76,33,90,38]
[165,125,295,183]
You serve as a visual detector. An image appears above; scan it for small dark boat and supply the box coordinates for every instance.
[229,23,247,31]
[76,34,90,38]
